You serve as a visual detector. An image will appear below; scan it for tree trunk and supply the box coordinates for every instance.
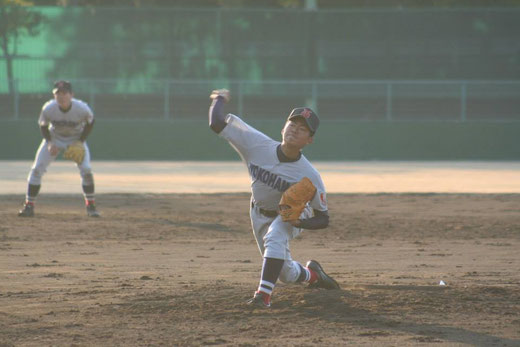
[0,33,14,95]
[6,52,14,96]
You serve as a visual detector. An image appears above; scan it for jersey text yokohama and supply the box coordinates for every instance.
[39,99,94,142]
[220,114,327,212]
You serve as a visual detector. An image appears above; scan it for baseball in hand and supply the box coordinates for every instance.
[210,89,230,102]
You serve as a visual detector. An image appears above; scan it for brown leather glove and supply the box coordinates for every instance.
[279,177,317,221]
[63,141,85,164]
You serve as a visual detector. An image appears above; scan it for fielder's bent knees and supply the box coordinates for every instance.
[28,168,44,185]
[81,172,94,186]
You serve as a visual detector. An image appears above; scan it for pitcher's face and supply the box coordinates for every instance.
[281,117,313,148]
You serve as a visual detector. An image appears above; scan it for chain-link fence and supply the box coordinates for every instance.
[1,7,519,122]
[1,79,519,122]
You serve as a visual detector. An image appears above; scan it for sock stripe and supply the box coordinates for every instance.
[296,263,311,282]
[259,280,274,295]
[303,267,311,282]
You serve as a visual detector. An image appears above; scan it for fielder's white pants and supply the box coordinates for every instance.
[28,139,93,186]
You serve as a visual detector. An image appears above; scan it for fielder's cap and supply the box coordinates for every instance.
[287,107,319,134]
[52,80,72,94]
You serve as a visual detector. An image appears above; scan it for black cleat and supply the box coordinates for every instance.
[86,204,100,217]
[246,291,271,308]
[18,203,34,217]
[306,260,340,290]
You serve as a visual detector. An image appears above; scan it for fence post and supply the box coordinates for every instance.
[385,83,392,121]
[238,81,243,116]
[89,80,96,113]
[13,79,19,120]
[311,81,318,114]
[164,80,170,120]
[460,83,467,122]
[216,9,221,52]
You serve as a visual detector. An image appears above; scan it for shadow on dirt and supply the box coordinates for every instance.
[112,283,519,346]
[293,287,519,347]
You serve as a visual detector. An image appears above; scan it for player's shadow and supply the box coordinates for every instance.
[294,288,519,347]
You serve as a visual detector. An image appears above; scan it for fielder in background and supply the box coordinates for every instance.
[209,89,339,308]
[18,80,100,218]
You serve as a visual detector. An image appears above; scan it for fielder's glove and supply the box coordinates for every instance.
[279,177,317,222]
[210,89,230,102]
[63,141,85,164]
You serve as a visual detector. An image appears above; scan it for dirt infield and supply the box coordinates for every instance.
[1,193,519,346]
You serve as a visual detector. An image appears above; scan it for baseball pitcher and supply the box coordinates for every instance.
[18,80,100,217]
[209,89,339,308]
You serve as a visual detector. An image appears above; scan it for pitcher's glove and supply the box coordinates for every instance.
[63,141,85,164]
[210,88,230,102]
[279,177,317,221]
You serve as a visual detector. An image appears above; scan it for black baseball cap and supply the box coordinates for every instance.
[287,107,320,134]
[52,80,72,94]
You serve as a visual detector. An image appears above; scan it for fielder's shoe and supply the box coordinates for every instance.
[18,203,34,217]
[247,291,271,308]
[306,260,340,290]
[86,204,100,217]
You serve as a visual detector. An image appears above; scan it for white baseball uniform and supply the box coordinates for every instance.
[219,114,328,283]
[28,98,95,186]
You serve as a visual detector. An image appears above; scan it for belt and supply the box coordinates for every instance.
[252,201,278,218]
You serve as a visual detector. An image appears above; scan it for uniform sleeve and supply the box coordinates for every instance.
[309,174,328,212]
[38,103,50,126]
[81,101,95,124]
[219,114,274,162]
